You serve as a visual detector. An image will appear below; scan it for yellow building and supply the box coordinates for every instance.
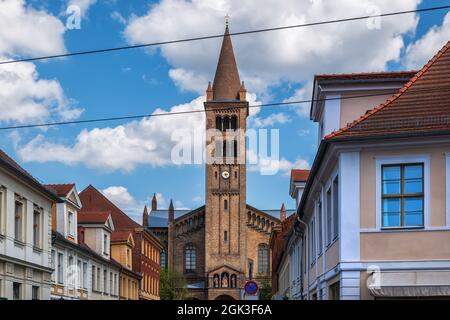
[111,231,141,300]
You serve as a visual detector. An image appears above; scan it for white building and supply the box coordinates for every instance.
[46,183,120,300]
[0,149,59,300]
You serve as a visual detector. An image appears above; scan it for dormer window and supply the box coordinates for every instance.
[103,234,108,255]
[68,211,74,237]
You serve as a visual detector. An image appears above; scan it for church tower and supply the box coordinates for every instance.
[204,21,249,299]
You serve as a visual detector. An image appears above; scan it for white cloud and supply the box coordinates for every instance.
[0,0,66,57]
[248,155,309,176]
[111,10,127,25]
[0,1,82,125]
[17,93,265,171]
[17,96,207,171]
[405,11,450,69]
[123,0,420,97]
[250,113,291,128]
[0,59,83,123]
[102,186,136,208]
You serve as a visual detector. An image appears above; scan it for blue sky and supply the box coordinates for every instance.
[0,0,449,222]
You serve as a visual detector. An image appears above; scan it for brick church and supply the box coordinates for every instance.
[142,24,293,300]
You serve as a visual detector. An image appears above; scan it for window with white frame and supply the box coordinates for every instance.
[103,234,108,255]
[317,198,323,255]
[332,176,339,239]
[77,260,82,288]
[14,197,24,242]
[326,188,332,245]
[97,267,101,291]
[92,266,96,291]
[0,186,5,235]
[68,211,74,237]
[309,218,316,265]
[51,250,56,282]
[57,253,64,284]
[103,269,108,294]
[33,207,42,248]
[83,262,87,289]
[68,255,74,285]
[381,164,424,228]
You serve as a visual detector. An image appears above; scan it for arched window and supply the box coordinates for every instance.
[223,116,230,131]
[223,140,227,158]
[160,250,167,270]
[184,245,196,273]
[233,140,238,158]
[215,116,222,131]
[231,115,238,131]
[258,244,269,274]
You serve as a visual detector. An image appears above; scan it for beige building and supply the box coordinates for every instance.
[0,149,59,300]
[296,41,450,299]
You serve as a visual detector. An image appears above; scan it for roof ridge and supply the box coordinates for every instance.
[80,185,141,228]
[326,41,450,140]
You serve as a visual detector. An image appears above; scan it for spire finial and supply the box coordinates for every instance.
[225,13,230,28]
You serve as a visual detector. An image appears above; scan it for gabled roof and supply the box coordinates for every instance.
[77,211,111,225]
[0,149,59,201]
[111,230,134,245]
[212,26,241,101]
[79,185,140,230]
[327,41,450,140]
[45,184,75,197]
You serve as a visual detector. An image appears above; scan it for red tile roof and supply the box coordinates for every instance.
[79,185,140,230]
[111,230,133,243]
[327,41,450,140]
[315,70,418,82]
[44,184,75,197]
[291,169,310,182]
[77,211,110,224]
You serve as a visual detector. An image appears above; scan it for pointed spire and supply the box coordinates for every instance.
[212,20,241,101]
[280,203,286,222]
[151,193,157,211]
[143,205,149,227]
[168,199,174,222]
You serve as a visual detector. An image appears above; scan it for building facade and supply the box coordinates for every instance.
[0,150,59,300]
[110,230,141,300]
[295,41,450,299]
[144,25,286,300]
[79,185,163,300]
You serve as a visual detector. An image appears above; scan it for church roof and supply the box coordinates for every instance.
[146,205,295,228]
[212,26,241,101]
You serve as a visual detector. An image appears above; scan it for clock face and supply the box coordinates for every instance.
[222,171,230,179]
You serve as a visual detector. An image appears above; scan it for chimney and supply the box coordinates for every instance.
[143,205,149,227]
[151,193,157,211]
[280,203,286,222]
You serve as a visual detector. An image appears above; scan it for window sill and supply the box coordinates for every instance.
[14,239,25,248]
[33,246,43,254]
[380,226,425,231]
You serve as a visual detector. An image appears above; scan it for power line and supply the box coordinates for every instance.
[0,5,449,65]
[1,86,448,131]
